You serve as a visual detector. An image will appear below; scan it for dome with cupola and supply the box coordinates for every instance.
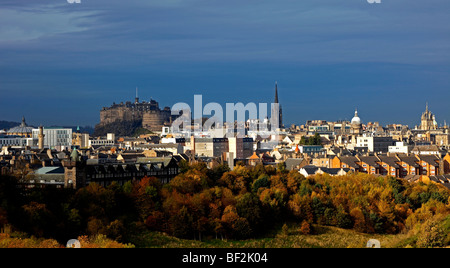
[351,109,361,125]
[7,117,34,137]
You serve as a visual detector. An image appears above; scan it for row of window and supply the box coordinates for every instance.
[0,139,28,145]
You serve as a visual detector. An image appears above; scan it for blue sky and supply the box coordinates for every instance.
[1,0,450,128]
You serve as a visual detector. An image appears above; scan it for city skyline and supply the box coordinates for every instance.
[1,0,450,127]
[1,88,446,130]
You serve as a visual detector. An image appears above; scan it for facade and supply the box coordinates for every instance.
[358,156,379,175]
[89,133,115,148]
[298,145,324,155]
[388,142,413,154]
[0,135,34,147]
[62,156,180,189]
[32,127,72,151]
[193,137,229,158]
[417,155,440,176]
[331,155,360,172]
[435,133,450,147]
[73,132,90,148]
[396,155,420,177]
[377,155,400,177]
[356,136,394,153]
[228,137,254,159]
[330,152,444,178]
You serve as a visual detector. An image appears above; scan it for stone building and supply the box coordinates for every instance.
[421,103,437,131]
[99,97,177,132]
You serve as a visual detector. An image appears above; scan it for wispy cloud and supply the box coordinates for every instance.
[1,0,450,126]
[0,2,97,43]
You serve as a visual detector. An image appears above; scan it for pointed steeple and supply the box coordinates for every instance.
[274,81,279,104]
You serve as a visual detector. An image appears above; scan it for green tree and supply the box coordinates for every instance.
[252,174,270,193]
[236,193,262,234]
[170,206,194,239]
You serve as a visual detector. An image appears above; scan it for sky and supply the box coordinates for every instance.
[1,0,450,128]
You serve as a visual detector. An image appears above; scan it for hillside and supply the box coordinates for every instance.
[1,162,450,248]
[93,119,142,137]
[0,120,21,130]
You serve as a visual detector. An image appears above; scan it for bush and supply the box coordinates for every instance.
[416,216,446,248]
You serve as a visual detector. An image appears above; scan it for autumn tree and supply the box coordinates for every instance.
[131,176,162,221]
[221,205,252,239]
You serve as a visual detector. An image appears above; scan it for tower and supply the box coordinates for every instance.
[351,109,363,135]
[272,82,283,129]
[421,102,437,131]
[38,125,45,150]
[135,87,139,104]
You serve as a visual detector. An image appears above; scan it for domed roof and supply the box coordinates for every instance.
[351,109,361,125]
[7,117,34,134]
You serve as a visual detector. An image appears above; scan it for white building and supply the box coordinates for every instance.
[89,139,115,147]
[32,127,72,151]
[388,142,413,154]
[89,133,115,147]
[356,136,394,153]
[0,135,35,148]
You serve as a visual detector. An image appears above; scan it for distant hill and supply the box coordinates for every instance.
[0,121,94,135]
[0,120,21,131]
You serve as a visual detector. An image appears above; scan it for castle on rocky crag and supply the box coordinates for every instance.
[98,92,178,133]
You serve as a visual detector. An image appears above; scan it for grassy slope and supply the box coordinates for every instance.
[131,224,413,248]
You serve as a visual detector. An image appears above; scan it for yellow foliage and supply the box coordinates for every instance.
[76,234,134,248]
[0,234,61,248]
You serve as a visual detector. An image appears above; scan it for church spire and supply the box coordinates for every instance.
[274,81,279,104]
